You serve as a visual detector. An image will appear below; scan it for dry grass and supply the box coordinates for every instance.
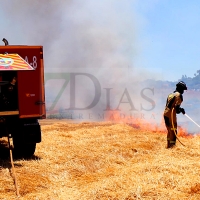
[0,120,200,199]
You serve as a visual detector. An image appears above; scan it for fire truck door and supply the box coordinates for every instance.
[17,62,45,118]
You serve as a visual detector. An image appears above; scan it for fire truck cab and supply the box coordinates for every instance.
[0,43,45,157]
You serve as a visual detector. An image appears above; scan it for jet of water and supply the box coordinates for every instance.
[185,114,200,128]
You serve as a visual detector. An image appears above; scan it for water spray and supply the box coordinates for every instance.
[184,114,200,129]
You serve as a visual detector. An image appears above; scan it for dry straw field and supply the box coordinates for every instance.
[0,119,200,199]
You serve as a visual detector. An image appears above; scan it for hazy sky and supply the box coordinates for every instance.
[0,0,199,82]
[134,0,200,81]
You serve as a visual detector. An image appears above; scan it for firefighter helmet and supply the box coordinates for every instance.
[176,81,187,90]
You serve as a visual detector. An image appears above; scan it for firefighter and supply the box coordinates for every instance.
[163,81,187,148]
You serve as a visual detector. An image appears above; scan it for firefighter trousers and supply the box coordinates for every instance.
[164,115,177,148]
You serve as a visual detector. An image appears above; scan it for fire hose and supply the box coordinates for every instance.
[0,117,20,196]
[171,108,200,147]
[171,108,185,146]
[7,134,20,197]
[0,116,20,197]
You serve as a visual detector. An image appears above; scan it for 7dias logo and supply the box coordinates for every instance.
[45,73,156,112]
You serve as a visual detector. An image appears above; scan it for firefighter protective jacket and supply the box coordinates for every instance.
[164,91,183,120]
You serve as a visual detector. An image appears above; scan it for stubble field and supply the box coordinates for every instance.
[0,119,200,199]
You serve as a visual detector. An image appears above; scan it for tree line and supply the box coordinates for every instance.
[179,70,200,90]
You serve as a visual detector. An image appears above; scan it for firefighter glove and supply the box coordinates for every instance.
[180,108,185,115]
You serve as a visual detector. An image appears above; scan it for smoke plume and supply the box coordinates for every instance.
[1,1,181,133]
[1,1,140,69]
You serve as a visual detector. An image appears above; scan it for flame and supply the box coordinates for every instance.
[177,126,193,138]
[104,110,165,132]
[104,110,194,138]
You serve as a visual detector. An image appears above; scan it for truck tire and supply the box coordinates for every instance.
[13,140,36,158]
[9,119,41,158]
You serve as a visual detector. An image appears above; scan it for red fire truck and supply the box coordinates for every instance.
[0,39,45,157]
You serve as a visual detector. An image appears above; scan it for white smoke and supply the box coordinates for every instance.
[0,1,163,125]
[0,1,139,69]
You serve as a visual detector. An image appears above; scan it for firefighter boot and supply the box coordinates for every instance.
[166,140,170,148]
[169,140,176,148]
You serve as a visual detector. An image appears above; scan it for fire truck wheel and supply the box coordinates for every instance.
[13,142,36,158]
